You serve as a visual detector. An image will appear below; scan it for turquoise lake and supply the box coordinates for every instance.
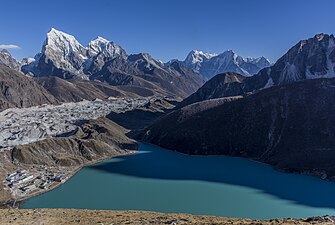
[21,142,335,219]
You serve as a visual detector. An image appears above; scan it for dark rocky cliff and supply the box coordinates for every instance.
[141,78,335,178]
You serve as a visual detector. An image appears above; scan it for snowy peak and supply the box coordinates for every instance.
[245,57,271,68]
[183,50,217,76]
[88,36,109,55]
[0,49,21,70]
[44,28,87,59]
[184,50,217,65]
[0,49,10,57]
[23,28,129,79]
[88,36,127,59]
[188,50,217,60]
[217,50,244,64]
[267,33,335,86]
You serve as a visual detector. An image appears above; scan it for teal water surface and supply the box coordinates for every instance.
[21,143,335,219]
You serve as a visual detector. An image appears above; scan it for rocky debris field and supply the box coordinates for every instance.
[0,97,152,149]
[0,209,333,225]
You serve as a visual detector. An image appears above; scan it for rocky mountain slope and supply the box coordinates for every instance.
[177,72,246,108]
[35,76,164,102]
[182,50,271,80]
[267,33,335,85]
[22,28,204,98]
[179,33,335,107]
[140,78,335,179]
[12,117,137,167]
[0,64,57,111]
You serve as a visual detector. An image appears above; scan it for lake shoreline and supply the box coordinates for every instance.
[3,150,137,209]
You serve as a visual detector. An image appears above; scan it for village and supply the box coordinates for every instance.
[2,165,74,199]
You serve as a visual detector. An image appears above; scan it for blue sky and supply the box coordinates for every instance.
[1,0,334,62]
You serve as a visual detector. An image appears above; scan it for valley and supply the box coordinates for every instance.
[0,23,335,224]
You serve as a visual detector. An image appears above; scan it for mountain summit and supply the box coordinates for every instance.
[88,36,127,59]
[22,28,88,79]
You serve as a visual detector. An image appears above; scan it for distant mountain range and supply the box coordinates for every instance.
[179,33,335,107]
[0,28,274,99]
[181,50,271,80]
[17,28,203,98]
[1,30,334,117]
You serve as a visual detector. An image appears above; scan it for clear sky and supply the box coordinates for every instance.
[1,0,334,62]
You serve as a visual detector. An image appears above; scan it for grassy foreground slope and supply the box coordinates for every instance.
[0,209,332,225]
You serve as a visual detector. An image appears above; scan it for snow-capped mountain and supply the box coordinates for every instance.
[0,49,21,70]
[22,28,88,79]
[22,28,204,97]
[84,36,128,75]
[266,33,335,86]
[245,56,272,69]
[182,50,271,80]
[88,36,127,59]
[179,33,335,107]
[183,50,217,74]
[22,28,128,80]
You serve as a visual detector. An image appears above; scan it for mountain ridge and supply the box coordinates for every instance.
[178,33,335,107]
[21,28,204,98]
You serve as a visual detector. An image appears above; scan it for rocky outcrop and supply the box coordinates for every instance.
[0,64,58,111]
[140,78,335,178]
